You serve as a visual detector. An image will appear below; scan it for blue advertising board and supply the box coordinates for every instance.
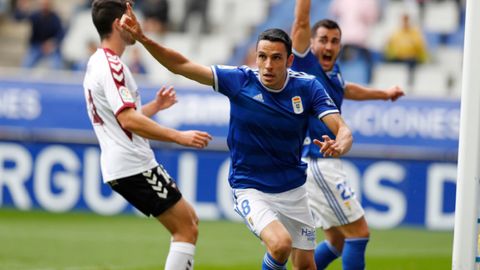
[0,140,456,230]
[0,79,459,229]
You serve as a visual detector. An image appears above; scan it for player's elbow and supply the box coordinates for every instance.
[294,18,310,30]
[116,108,139,131]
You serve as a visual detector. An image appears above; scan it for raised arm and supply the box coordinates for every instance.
[117,107,212,149]
[121,3,214,86]
[313,113,352,157]
[291,0,312,54]
[344,83,405,101]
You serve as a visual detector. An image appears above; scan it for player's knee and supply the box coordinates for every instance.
[173,219,198,244]
[293,261,316,270]
[329,237,345,253]
[186,220,199,242]
[269,236,292,259]
[350,222,370,238]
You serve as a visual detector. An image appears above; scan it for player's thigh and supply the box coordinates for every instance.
[156,197,198,236]
[260,220,292,253]
[337,216,370,238]
[275,185,316,251]
[307,158,364,229]
[290,248,315,270]
[233,188,279,238]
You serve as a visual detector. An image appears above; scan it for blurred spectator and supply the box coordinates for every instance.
[384,13,428,68]
[61,7,99,70]
[127,47,147,74]
[141,0,169,34]
[14,0,64,69]
[71,40,97,71]
[330,0,379,83]
[180,0,210,34]
[242,45,257,68]
[0,0,9,19]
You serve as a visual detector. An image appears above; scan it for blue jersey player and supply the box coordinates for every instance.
[290,0,405,269]
[121,4,353,269]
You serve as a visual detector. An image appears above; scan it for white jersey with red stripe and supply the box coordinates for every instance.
[83,48,157,182]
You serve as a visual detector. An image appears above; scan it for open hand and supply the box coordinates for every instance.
[154,86,177,111]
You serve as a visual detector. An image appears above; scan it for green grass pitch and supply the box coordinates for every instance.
[0,209,452,270]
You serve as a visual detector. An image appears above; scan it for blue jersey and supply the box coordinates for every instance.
[291,49,346,159]
[212,65,339,193]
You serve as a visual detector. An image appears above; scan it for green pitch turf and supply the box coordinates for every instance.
[0,209,453,270]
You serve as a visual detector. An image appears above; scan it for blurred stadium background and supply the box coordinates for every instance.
[0,0,466,269]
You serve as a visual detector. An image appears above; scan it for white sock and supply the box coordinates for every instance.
[165,242,195,270]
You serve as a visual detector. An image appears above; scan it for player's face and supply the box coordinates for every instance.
[311,27,341,72]
[256,40,294,90]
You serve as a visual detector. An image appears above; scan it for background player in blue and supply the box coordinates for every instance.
[121,4,353,269]
[290,0,405,269]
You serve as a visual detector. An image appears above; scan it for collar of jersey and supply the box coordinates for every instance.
[102,47,118,57]
[255,70,290,93]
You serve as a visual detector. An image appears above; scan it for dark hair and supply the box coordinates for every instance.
[91,0,132,40]
[256,28,292,56]
[311,19,342,38]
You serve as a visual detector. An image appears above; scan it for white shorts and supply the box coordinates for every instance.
[305,158,364,230]
[233,185,316,250]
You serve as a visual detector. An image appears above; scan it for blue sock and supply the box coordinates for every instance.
[262,252,287,270]
[314,240,341,269]
[342,238,369,270]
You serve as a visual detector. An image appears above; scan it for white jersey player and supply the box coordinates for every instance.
[84,1,211,269]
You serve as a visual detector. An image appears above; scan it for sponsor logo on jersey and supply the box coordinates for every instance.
[119,86,134,103]
[301,227,316,241]
[248,217,254,227]
[292,96,304,114]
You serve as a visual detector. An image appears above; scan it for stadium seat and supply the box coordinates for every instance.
[411,65,449,98]
[196,34,233,65]
[166,0,186,30]
[423,1,459,35]
[209,0,268,43]
[434,46,463,76]
[61,10,99,64]
[370,63,410,93]
[450,70,463,99]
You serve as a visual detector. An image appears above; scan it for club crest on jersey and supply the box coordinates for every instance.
[119,86,134,103]
[291,96,304,114]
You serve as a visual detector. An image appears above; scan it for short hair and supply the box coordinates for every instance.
[256,28,292,56]
[311,19,342,38]
[91,0,133,40]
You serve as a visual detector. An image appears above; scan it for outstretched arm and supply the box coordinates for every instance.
[291,0,312,54]
[344,83,405,101]
[121,3,214,86]
[117,107,212,149]
[313,113,352,157]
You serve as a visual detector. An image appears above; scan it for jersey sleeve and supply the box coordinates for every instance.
[310,79,339,119]
[211,65,248,98]
[102,58,136,116]
[292,49,319,76]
